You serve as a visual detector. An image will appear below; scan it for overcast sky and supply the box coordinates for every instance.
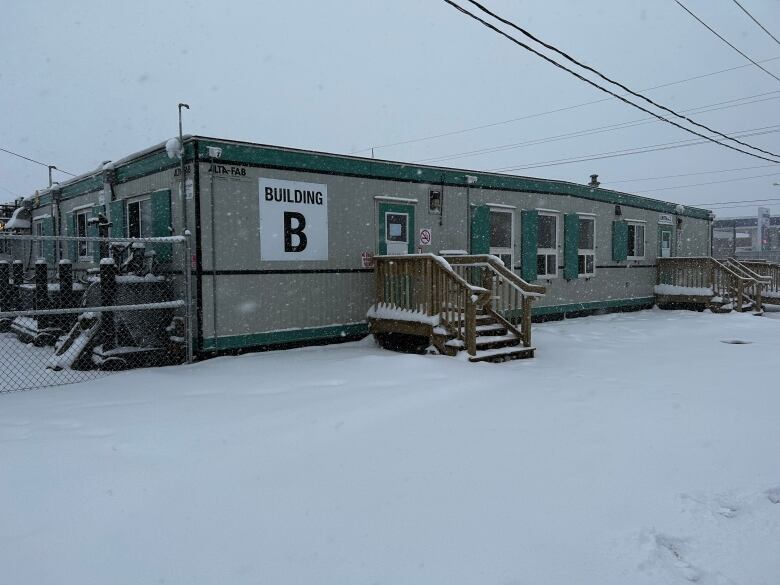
[2,0,779,217]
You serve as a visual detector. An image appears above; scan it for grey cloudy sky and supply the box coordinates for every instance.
[2,0,779,216]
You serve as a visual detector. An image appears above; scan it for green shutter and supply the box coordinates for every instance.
[612,220,628,262]
[67,213,77,261]
[564,213,580,281]
[42,216,55,264]
[470,205,490,254]
[151,189,173,262]
[520,209,539,282]
[109,199,126,238]
[90,204,105,262]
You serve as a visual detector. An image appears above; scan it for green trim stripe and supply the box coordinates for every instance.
[196,138,712,220]
[532,296,654,316]
[201,298,655,351]
[202,323,369,351]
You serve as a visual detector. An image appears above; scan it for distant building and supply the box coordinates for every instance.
[713,213,780,260]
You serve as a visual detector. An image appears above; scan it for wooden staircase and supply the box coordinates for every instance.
[656,257,774,314]
[368,254,545,363]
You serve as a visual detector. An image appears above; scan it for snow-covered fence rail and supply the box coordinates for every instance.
[737,260,780,302]
[0,233,192,393]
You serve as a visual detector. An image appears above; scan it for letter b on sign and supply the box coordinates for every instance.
[284,212,307,252]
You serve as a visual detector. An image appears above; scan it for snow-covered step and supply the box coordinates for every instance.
[468,345,536,362]
[457,323,508,336]
[445,333,518,349]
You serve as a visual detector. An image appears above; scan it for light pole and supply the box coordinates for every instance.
[178,103,190,231]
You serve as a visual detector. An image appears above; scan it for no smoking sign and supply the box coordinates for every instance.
[419,228,432,246]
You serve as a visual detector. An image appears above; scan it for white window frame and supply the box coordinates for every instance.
[127,196,151,239]
[577,214,596,278]
[75,209,92,261]
[488,207,514,269]
[627,220,646,260]
[385,212,409,245]
[537,211,559,279]
[33,220,44,260]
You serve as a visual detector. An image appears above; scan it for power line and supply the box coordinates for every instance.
[675,0,780,83]
[488,125,780,173]
[699,195,780,206]
[708,200,780,210]
[604,163,777,185]
[0,147,76,177]
[731,0,780,47]
[350,55,780,155]
[636,170,780,193]
[462,0,780,159]
[416,90,780,165]
[441,0,780,165]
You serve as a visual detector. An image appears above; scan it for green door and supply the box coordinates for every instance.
[377,202,415,255]
[658,225,673,258]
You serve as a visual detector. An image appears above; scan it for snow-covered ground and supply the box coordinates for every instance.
[2,309,779,585]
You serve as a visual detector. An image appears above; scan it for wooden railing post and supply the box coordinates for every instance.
[736,279,744,311]
[465,300,477,356]
[522,296,532,347]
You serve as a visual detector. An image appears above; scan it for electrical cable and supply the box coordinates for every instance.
[635,170,780,193]
[488,125,780,173]
[416,90,780,165]
[0,147,76,176]
[731,0,780,46]
[604,163,777,185]
[350,55,780,155]
[462,0,780,158]
[675,0,780,83]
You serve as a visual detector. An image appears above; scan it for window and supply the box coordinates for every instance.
[489,209,513,267]
[385,213,407,243]
[627,222,645,259]
[34,220,44,259]
[578,216,595,276]
[76,210,90,259]
[536,212,558,277]
[127,198,152,239]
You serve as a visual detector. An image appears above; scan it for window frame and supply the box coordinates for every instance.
[126,196,152,239]
[577,213,596,278]
[384,212,409,245]
[75,209,92,261]
[626,220,647,260]
[488,207,514,269]
[536,211,559,279]
[33,219,44,260]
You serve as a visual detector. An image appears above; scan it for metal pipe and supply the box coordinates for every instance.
[178,103,190,233]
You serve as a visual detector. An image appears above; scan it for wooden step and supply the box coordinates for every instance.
[445,333,518,350]
[458,323,508,336]
[468,345,536,362]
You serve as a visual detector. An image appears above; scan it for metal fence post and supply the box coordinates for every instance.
[184,230,194,364]
[100,258,117,351]
[0,260,9,311]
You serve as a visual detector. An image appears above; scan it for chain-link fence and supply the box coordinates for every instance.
[0,232,192,393]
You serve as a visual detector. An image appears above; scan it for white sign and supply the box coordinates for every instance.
[259,178,328,261]
[758,206,771,251]
[658,213,673,225]
[178,178,194,200]
[419,227,432,246]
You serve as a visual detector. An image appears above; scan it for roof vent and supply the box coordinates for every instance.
[589,174,600,188]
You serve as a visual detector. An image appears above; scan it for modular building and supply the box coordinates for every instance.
[7,136,713,356]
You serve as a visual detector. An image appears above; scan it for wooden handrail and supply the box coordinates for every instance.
[444,254,546,348]
[443,255,546,296]
[374,254,491,356]
[657,256,759,311]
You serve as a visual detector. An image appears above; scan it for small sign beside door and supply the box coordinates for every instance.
[419,227,432,246]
